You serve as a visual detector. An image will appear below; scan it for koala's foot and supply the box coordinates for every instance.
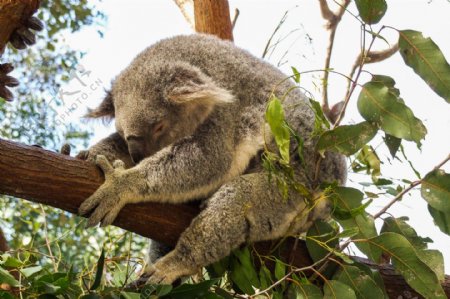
[138,250,198,285]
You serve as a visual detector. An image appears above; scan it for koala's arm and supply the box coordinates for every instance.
[78,133,134,168]
[78,125,238,226]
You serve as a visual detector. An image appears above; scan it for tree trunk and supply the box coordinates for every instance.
[194,0,233,41]
[0,0,39,55]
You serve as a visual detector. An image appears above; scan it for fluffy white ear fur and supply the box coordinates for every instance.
[168,83,235,105]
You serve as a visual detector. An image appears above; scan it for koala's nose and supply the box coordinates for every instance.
[127,136,145,164]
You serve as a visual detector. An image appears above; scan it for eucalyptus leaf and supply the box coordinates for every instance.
[266,96,291,162]
[90,249,104,291]
[331,187,381,262]
[384,133,401,158]
[358,80,427,145]
[289,283,322,299]
[421,169,450,212]
[334,264,385,299]
[316,122,378,156]
[367,232,446,298]
[0,267,19,287]
[428,204,450,236]
[381,217,432,250]
[306,220,338,263]
[323,280,357,299]
[399,30,450,102]
[355,0,387,24]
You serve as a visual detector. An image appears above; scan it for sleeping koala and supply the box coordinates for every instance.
[78,34,346,285]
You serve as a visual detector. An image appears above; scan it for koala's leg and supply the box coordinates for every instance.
[144,172,330,284]
[77,132,134,168]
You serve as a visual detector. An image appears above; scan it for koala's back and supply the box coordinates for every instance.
[128,34,345,185]
[133,34,301,107]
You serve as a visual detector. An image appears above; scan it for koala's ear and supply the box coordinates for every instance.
[84,90,115,120]
[167,68,235,105]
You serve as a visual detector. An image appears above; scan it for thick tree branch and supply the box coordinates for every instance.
[0,0,39,56]
[193,0,233,41]
[0,138,449,298]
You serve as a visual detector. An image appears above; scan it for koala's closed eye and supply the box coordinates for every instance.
[152,121,166,136]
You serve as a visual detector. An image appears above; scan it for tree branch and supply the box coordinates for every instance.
[0,0,40,56]
[193,0,234,41]
[318,0,350,116]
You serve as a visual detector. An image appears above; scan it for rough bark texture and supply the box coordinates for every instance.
[0,138,449,298]
[0,0,39,55]
[194,0,233,41]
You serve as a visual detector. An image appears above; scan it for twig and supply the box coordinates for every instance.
[236,250,335,298]
[262,9,290,58]
[172,0,195,29]
[344,43,399,103]
[319,0,351,114]
[373,153,450,219]
[39,204,58,272]
[231,8,239,30]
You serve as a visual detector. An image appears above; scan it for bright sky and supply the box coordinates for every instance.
[63,0,450,270]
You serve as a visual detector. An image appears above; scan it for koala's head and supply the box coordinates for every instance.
[86,61,234,164]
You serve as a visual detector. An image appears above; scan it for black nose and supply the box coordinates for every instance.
[127,136,145,164]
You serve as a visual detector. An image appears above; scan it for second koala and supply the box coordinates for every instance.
[78,34,346,284]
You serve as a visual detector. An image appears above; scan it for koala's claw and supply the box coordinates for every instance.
[79,155,130,227]
[76,150,90,161]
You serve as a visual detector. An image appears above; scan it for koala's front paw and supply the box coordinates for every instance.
[76,149,93,162]
[79,155,132,227]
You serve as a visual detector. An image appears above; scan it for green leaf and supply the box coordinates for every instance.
[384,134,401,158]
[399,30,450,102]
[358,80,427,145]
[21,266,43,278]
[381,217,432,250]
[418,249,445,282]
[309,98,330,132]
[334,264,385,299]
[428,204,450,235]
[355,0,387,24]
[274,259,286,281]
[170,279,219,299]
[230,247,259,294]
[288,283,322,299]
[258,265,272,289]
[0,267,19,287]
[306,221,338,263]
[323,280,357,299]
[316,122,378,156]
[331,187,381,262]
[292,66,301,83]
[355,145,380,182]
[351,262,388,298]
[367,232,446,298]
[266,96,291,162]
[421,169,450,212]
[120,292,140,299]
[90,249,104,291]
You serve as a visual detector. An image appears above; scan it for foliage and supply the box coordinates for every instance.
[0,1,449,298]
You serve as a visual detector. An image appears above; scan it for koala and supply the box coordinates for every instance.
[77,34,346,285]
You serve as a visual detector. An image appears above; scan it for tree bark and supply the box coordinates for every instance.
[0,0,39,56]
[0,138,449,298]
[194,0,233,41]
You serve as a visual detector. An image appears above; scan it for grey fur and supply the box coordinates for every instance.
[78,34,346,284]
